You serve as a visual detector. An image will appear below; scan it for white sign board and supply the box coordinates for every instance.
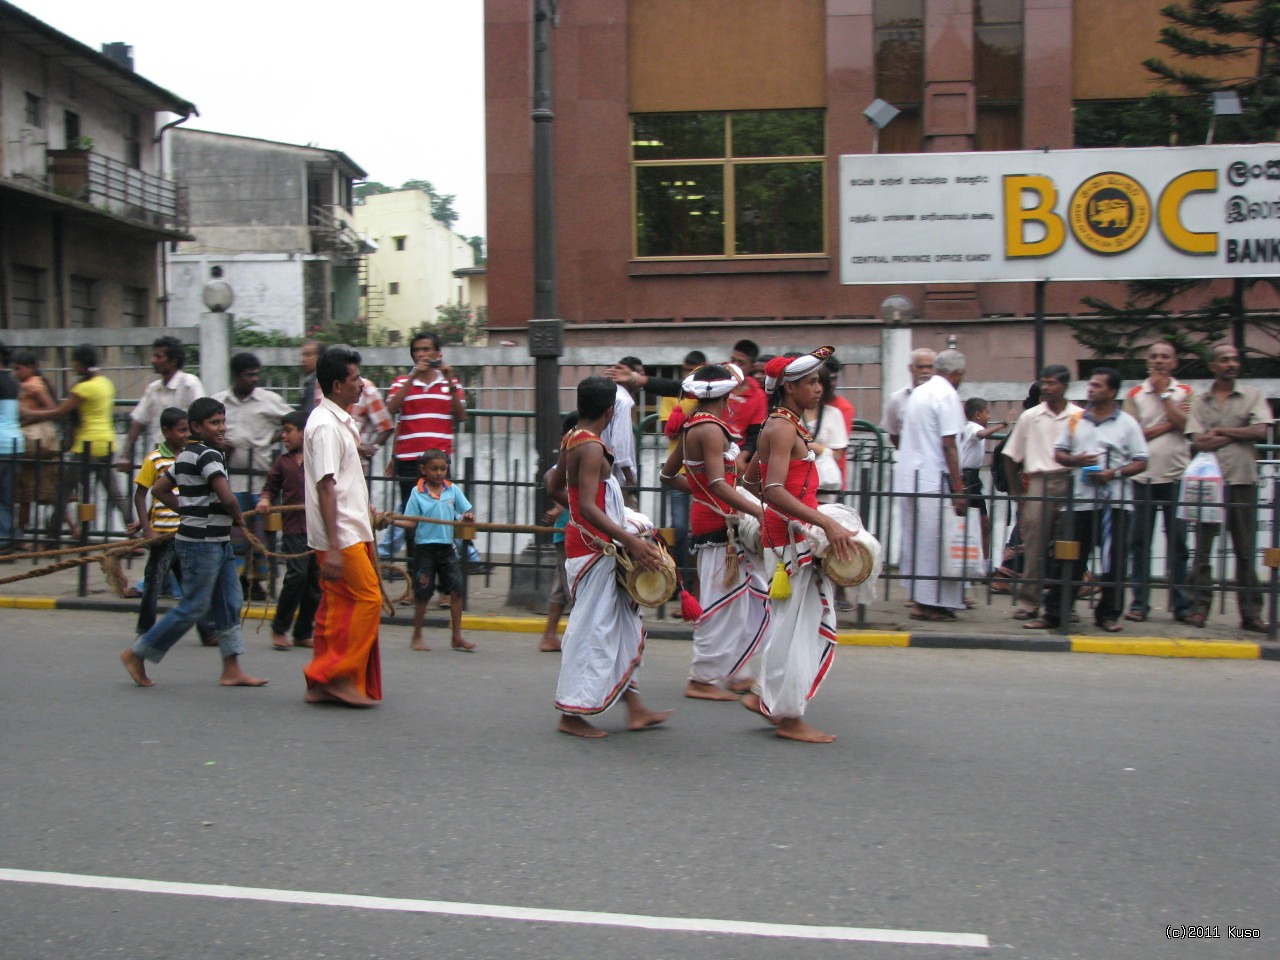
[839,145,1280,284]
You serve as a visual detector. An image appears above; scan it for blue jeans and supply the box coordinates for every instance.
[133,540,244,662]
[0,456,14,548]
[135,540,217,642]
[664,486,690,576]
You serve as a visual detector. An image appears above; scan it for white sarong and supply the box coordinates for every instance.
[758,539,836,719]
[555,478,645,716]
[896,488,965,611]
[690,538,769,685]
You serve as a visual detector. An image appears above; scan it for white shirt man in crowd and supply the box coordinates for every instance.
[1122,341,1192,623]
[881,348,937,448]
[893,349,968,620]
[116,335,204,477]
[1002,365,1082,622]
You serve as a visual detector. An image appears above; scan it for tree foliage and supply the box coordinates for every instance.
[1070,0,1280,362]
[354,178,462,229]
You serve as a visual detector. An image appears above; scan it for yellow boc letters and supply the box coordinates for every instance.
[1003,169,1218,258]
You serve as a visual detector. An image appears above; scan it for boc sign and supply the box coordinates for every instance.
[839,145,1280,284]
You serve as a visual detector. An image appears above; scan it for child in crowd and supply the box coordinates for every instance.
[119,397,267,689]
[396,448,476,652]
[256,411,320,651]
[960,397,1003,574]
[127,407,213,646]
[538,413,578,653]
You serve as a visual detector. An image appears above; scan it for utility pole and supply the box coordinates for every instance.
[528,0,562,549]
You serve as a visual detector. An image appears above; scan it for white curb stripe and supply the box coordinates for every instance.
[0,867,989,948]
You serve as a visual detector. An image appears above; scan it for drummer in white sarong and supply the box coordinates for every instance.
[546,376,674,739]
[660,364,769,702]
[742,348,857,744]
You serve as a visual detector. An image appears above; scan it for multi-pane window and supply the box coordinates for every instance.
[64,110,81,147]
[975,0,1024,150]
[874,0,924,153]
[10,266,44,329]
[24,92,42,127]
[69,276,97,328]
[123,286,149,326]
[632,109,825,259]
[124,113,142,168]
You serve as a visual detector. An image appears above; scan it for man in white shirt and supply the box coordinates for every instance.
[1002,365,1083,621]
[116,335,204,476]
[213,352,293,598]
[601,355,641,500]
[1122,341,1192,623]
[893,349,968,620]
[881,348,936,448]
[302,345,382,707]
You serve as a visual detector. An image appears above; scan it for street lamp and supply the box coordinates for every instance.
[1206,90,1242,145]
[863,98,901,155]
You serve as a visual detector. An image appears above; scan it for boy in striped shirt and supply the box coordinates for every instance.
[127,407,213,645]
[119,398,267,689]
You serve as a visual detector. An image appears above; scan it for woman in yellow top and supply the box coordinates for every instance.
[23,344,126,535]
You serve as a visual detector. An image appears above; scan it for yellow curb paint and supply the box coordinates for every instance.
[0,596,57,610]
[1070,636,1260,659]
[836,631,911,647]
[459,615,555,634]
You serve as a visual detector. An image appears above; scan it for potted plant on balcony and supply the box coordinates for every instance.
[48,138,95,199]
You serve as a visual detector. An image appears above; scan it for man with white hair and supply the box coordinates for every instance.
[894,349,968,620]
[881,348,937,448]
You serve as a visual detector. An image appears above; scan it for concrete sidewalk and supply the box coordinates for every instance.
[1,550,1276,660]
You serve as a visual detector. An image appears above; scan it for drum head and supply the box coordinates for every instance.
[624,554,677,607]
[822,542,873,586]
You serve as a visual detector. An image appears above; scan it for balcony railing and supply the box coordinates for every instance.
[47,149,187,231]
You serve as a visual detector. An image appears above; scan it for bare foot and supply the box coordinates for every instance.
[626,706,673,731]
[218,659,268,687]
[685,680,740,701]
[119,649,153,687]
[316,677,376,707]
[271,632,293,651]
[727,677,755,693]
[451,638,476,652]
[775,717,836,743]
[558,715,607,738]
[538,636,562,652]
[304,686,339,704]
[410,638,431,651]
[295,638,314,649]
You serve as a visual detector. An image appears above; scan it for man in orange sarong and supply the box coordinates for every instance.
[302,345,382,707]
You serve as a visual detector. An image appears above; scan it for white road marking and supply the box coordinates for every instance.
[0,867,989,948]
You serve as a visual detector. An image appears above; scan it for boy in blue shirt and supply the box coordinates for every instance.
[396,449,476,652]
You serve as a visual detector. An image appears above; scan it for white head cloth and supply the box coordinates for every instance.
[764,354,823,394]
[682,363,743,400]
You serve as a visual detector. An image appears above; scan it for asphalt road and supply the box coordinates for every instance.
[0,607,1275,960]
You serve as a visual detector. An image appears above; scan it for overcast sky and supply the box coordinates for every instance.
[19,0,489,239]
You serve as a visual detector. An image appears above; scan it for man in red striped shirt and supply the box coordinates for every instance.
[386,331,467,506]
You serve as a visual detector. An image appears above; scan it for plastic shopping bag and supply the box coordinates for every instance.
[943,507,986,580]
[1177,451,1225,525]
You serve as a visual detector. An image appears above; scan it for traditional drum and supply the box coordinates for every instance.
[617,547,678,607]
[805,503,876,586]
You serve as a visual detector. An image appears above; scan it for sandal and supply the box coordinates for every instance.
[1123,610,1146,623]
[1098,620,1123,633]
[1022,618,1052,630]
[1012,609,1038,621]
[1183,612,1206,628]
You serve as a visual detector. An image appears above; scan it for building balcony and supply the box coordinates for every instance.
[47,149,187,232]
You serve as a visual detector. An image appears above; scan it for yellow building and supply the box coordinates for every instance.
[354,188,477,342]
